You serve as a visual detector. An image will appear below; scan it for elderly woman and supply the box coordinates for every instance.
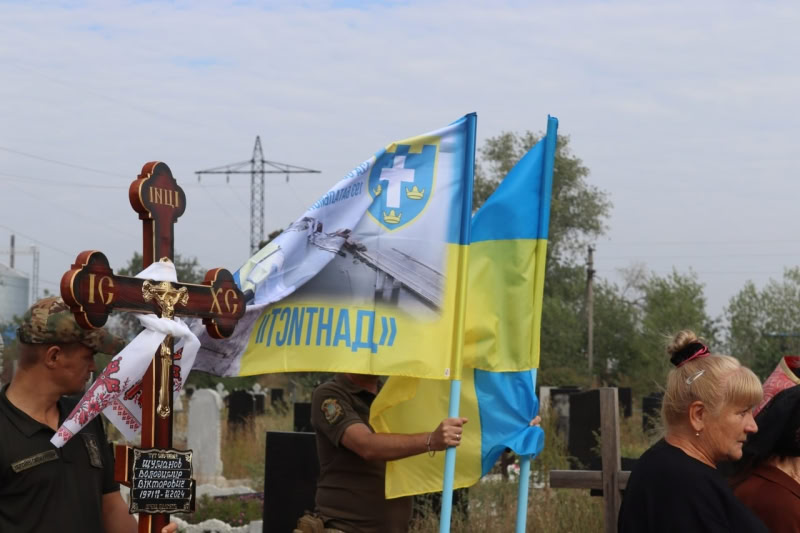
[618,330,768,533]
[731,357,800,532]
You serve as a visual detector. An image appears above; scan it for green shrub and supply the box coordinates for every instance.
[181,494,262,526]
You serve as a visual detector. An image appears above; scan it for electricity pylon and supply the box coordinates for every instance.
[196,136,321,254]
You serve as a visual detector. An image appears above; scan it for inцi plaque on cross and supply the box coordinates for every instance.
[60,162,245,533]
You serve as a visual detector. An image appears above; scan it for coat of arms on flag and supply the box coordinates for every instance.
[368,143,437,231]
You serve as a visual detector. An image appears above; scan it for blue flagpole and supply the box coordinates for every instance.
[439,113,477,533]
[515,115,558,532]
[516,455,533,531]
[439,379,462,532]
[515,369,539,533]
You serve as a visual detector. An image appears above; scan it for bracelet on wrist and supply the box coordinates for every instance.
[426,432,435,457]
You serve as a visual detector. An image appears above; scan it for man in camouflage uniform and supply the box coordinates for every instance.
[306,373,467,533]
[0,297,177,533]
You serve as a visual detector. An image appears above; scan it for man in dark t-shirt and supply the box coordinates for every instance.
[0,388,119,532]
[0,297,178,533]
[311,373,466,533]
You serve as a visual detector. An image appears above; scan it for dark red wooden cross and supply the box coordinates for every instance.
[60,162,244,533]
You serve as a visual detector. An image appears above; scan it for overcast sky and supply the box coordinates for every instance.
[1,0,798,324]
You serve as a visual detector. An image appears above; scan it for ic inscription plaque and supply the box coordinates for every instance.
[130,448,195,514]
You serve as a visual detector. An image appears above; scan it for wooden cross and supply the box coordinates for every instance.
[60,162,245,533]
[549,388,631,533]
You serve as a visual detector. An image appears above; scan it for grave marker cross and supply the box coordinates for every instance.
[60,162,245,533]
[549,388,631,533]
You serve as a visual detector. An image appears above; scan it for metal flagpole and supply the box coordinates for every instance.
[515,369,538,533]
[515,115,558,532]
[438,113,477,533]
[439,379,463,531]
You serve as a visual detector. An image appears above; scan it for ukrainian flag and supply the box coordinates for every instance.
[371,116,557,498]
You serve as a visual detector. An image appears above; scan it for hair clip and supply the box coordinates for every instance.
[686,369,705,385]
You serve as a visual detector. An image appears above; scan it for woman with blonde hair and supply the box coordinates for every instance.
[618,330,768,532]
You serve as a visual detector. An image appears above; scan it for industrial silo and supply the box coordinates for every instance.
[0,263,29,323]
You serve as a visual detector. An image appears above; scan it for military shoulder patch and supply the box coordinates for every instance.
[81,433,103,468]
[321,398,344,425]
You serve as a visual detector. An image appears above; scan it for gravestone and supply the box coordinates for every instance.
[215,382,228,399]
[252,384,266,415]
[254,393,266,415]
[618,387,632,418]
[263,431,319,533]
[293,402,313,433]
[538,386,552,414]
[568,389,602,469]
[551,386,581,441]
[270,388,284,406]
[228,389,256,427]
[642,392,663,432]
[188,389,224,484]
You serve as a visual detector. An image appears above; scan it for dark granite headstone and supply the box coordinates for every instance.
[294,402,313,433]
[228,390,256,427]
[271,388,284,406]
[254,393,266,415]
[263,431,319,533]
[618,387,632,418]
[642,392,664,432]
[567,389,601,469]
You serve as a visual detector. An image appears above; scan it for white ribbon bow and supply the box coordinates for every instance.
[51,261,200,447]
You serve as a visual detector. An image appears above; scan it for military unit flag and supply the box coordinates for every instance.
[194,115,477,380]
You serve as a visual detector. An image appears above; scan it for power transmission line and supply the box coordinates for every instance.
[196,136,320,254]
[0,146,130,178]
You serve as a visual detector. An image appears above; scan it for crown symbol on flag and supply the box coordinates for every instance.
[405,185,425,200]
[373,184,383,196]
[383,209,402,224]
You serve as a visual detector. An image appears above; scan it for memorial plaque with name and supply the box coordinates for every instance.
[130,448,195,514]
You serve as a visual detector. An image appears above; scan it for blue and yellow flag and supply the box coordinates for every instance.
[371,116,557,498]
[194,115,476,379]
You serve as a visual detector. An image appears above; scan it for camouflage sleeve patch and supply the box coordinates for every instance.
[321,398,344,425]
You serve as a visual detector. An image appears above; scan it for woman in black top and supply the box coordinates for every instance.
[618,330,768,533]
